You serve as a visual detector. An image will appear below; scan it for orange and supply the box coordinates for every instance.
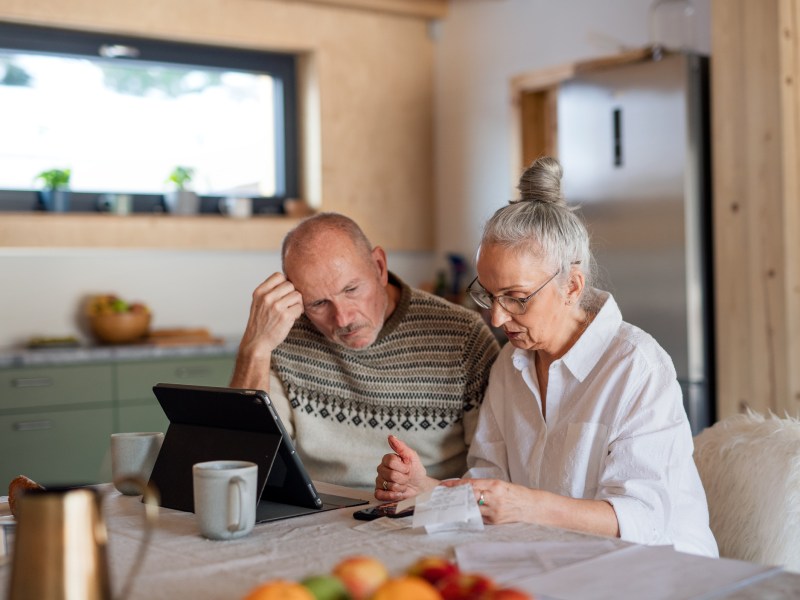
[244,580,315,600]
[372,576,443,600]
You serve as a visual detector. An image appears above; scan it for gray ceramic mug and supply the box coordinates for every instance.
[110,432,164,495]
[192,460,258,540]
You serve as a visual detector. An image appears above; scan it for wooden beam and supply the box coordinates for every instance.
[283,0,448,19]
[0,214,301,251]
[511,46,658,92]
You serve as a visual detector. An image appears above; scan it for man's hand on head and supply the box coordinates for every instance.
[242,272,304,355]
[230,272,304,390]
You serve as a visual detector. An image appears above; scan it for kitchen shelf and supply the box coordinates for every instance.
[0,213,302,251]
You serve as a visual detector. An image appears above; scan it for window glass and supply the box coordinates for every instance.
[0,23,297,206]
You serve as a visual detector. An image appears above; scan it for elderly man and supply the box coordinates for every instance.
[230,212,499,489]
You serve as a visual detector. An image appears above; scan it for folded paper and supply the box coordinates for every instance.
[400,483,484,534]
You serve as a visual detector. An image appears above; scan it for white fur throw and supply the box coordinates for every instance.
[693,411,800,572]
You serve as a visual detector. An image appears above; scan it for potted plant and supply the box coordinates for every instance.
[35,168,72,212]
[163,166,199,215]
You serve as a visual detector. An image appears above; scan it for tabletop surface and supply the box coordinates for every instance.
[2,482,799,600]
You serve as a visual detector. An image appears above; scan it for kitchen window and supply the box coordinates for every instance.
[0,22,297,213]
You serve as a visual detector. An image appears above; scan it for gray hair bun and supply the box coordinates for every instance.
[516,156,564,205]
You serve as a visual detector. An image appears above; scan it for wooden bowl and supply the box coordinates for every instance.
[90,312,151,344]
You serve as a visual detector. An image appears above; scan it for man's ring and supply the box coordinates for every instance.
[382,480,389,491]
[478,492,486,506]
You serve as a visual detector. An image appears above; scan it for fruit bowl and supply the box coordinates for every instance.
[90,311,151,344]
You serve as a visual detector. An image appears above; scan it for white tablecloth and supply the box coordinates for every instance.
[2,483,799,599]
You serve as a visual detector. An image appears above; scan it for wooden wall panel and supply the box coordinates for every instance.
[779,0,800,414]
[711,0,800,419]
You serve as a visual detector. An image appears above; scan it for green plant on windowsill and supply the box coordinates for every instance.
[35,168,72,191]
[166,166,194,190]
[34,168,72,212]
[164,165,199,215]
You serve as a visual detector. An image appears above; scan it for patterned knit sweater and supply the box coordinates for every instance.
[268,274,500,489]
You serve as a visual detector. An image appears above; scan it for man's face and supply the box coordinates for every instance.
[285,233,390,350]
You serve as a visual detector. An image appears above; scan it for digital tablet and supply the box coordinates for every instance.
[149,383,367,522]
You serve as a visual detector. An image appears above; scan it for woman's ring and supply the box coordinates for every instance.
[478,492,486,506]
[382,480,389,491]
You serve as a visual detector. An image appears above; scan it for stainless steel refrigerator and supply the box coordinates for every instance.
[557,52,714,434]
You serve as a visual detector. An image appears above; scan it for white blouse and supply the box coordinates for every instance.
[465,292,718,557]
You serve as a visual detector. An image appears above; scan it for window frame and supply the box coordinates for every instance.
[0,21,298,214]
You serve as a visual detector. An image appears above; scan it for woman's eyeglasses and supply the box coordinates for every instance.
[467,269,561,315]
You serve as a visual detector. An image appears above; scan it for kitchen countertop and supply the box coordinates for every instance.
[0,338,240,369]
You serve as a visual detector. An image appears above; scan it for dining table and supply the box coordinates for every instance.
[1,481,799,600]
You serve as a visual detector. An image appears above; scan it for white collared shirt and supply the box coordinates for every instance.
[465,291,718,557]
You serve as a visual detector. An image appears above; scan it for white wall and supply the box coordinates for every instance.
[0,249,434,347]
[432,0,710,265]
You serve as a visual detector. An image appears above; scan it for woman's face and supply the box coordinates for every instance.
[476,242,569,354]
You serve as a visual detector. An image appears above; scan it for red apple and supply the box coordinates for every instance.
[436,572,495,600]
[406,556,460,586]
[332,555,389,600]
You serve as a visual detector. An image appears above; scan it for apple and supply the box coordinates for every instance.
[301,574,351,600]
[436,572,495,600]
[129,302,149,314]
[332,556,389,600]
[111,298,130,313]
[406,556,460,586]
[372,576,443,600]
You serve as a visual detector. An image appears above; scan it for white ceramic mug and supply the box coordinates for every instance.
[110,432,164,495]
[192,460,258,540]
[218,197,252,219]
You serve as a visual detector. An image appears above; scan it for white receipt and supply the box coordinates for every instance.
[403,484,484,534]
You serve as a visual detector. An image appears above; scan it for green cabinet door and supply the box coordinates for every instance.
[0,364,113,410]
[0,406,114,486]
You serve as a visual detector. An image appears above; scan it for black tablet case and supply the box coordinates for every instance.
[148,383,366,522]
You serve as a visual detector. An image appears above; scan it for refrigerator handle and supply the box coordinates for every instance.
[613,107,623,167]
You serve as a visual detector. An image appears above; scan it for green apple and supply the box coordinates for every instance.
[301,574,352,600]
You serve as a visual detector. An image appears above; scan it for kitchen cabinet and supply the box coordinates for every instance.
[0,364,114,485]
[1,354,235,487]
[0,407,114,486]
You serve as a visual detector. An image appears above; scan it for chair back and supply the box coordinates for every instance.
[693,412,800,572]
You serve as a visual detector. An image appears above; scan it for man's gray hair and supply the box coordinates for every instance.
[281,212,373,270]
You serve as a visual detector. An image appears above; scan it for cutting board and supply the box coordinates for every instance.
[144,328,224,346]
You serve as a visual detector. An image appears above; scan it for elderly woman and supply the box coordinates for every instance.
[375,157,718,557]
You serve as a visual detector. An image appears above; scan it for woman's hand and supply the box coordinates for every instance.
[442,478,619,536]
[442,478,538,524]
[374,435,439,501]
